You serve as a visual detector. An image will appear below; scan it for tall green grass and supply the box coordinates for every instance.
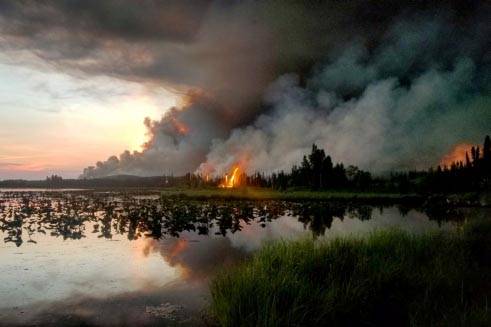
[210,221,491,326]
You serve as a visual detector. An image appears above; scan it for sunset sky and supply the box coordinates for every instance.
[0,57,178,179]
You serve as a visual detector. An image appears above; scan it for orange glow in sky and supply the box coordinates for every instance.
[0,63,179,179]
[440,143,475,167]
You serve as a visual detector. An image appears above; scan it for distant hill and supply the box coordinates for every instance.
[0,175,184,189]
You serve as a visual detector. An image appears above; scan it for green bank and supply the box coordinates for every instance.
[161,187,417,201]
[161,187,490,207]
[209,220,491,326]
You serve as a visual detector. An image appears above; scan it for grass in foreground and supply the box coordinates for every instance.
[210,220,491,326]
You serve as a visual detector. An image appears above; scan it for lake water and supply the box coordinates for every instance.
[0,190,483,326]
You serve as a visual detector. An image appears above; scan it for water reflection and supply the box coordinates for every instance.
[0,191,467,246]
[0,190,478,326]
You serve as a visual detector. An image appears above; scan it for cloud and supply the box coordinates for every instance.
[0,162,22,167]
[0,1,488,177]
[82,92,229,177]
[200,19,491,174]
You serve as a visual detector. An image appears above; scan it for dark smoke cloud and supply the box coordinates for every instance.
[0,1,489,176]
[202,15,491,174]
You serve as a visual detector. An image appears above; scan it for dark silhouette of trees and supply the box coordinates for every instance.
[308,144,329,189]
[424,135,491,193]
[46,175,63,188]
[484,135,491,173]
[269,144,369,191]
[268,136,490,193]
[1,136,490,194]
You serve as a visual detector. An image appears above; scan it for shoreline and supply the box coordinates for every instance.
[0,186,489,207]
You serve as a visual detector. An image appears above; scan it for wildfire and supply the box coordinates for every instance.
[219,166,241,188]
[440,143,475,167]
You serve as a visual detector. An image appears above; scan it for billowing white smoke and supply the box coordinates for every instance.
[81,14,490,178]
[197,16,490,176]
[201,56,489,175]
[82,95,230,178]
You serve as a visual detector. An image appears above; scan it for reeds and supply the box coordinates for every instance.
[210,220,491,326]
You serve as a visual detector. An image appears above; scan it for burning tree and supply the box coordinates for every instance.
[219,166,241,188]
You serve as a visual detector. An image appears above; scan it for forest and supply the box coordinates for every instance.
[238,135,491,193]
[1,136,490,195]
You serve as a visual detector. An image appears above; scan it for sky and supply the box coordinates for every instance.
[0,56,177,179]
[0,1,489,179]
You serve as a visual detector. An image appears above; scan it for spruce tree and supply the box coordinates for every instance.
[483,135,491,161]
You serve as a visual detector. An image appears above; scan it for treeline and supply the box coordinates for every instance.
[2,136,490,194]
[421,135,491,193]
[269,144,371,191]
[242,136,491,193]
[0,175,188,189]
[232,145,382,192]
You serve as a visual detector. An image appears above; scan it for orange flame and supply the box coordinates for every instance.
[440,143,475,167]
[219,166,241,188]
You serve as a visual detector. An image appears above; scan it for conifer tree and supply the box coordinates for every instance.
[483,135,491,162]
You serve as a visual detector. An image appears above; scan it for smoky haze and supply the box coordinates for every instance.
[0,1,489,177]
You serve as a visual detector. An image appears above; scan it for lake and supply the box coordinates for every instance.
[0,189,484,326]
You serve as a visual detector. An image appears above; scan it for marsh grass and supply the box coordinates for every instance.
[210,221,491,326]
[161,187,417,203]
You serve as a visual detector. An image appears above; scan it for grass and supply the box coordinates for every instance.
[160,187,419,203]
[209,220,491,326]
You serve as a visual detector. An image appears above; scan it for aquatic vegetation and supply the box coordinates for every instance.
[210,220,491,326]
[0,190,468,246]
[0,190,485,326]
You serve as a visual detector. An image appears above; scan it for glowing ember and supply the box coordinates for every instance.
[440,143,475,166]
[219,166,240,188]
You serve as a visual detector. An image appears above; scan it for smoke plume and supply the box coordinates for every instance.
[0,1,488,177]
[202,31,491,174]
